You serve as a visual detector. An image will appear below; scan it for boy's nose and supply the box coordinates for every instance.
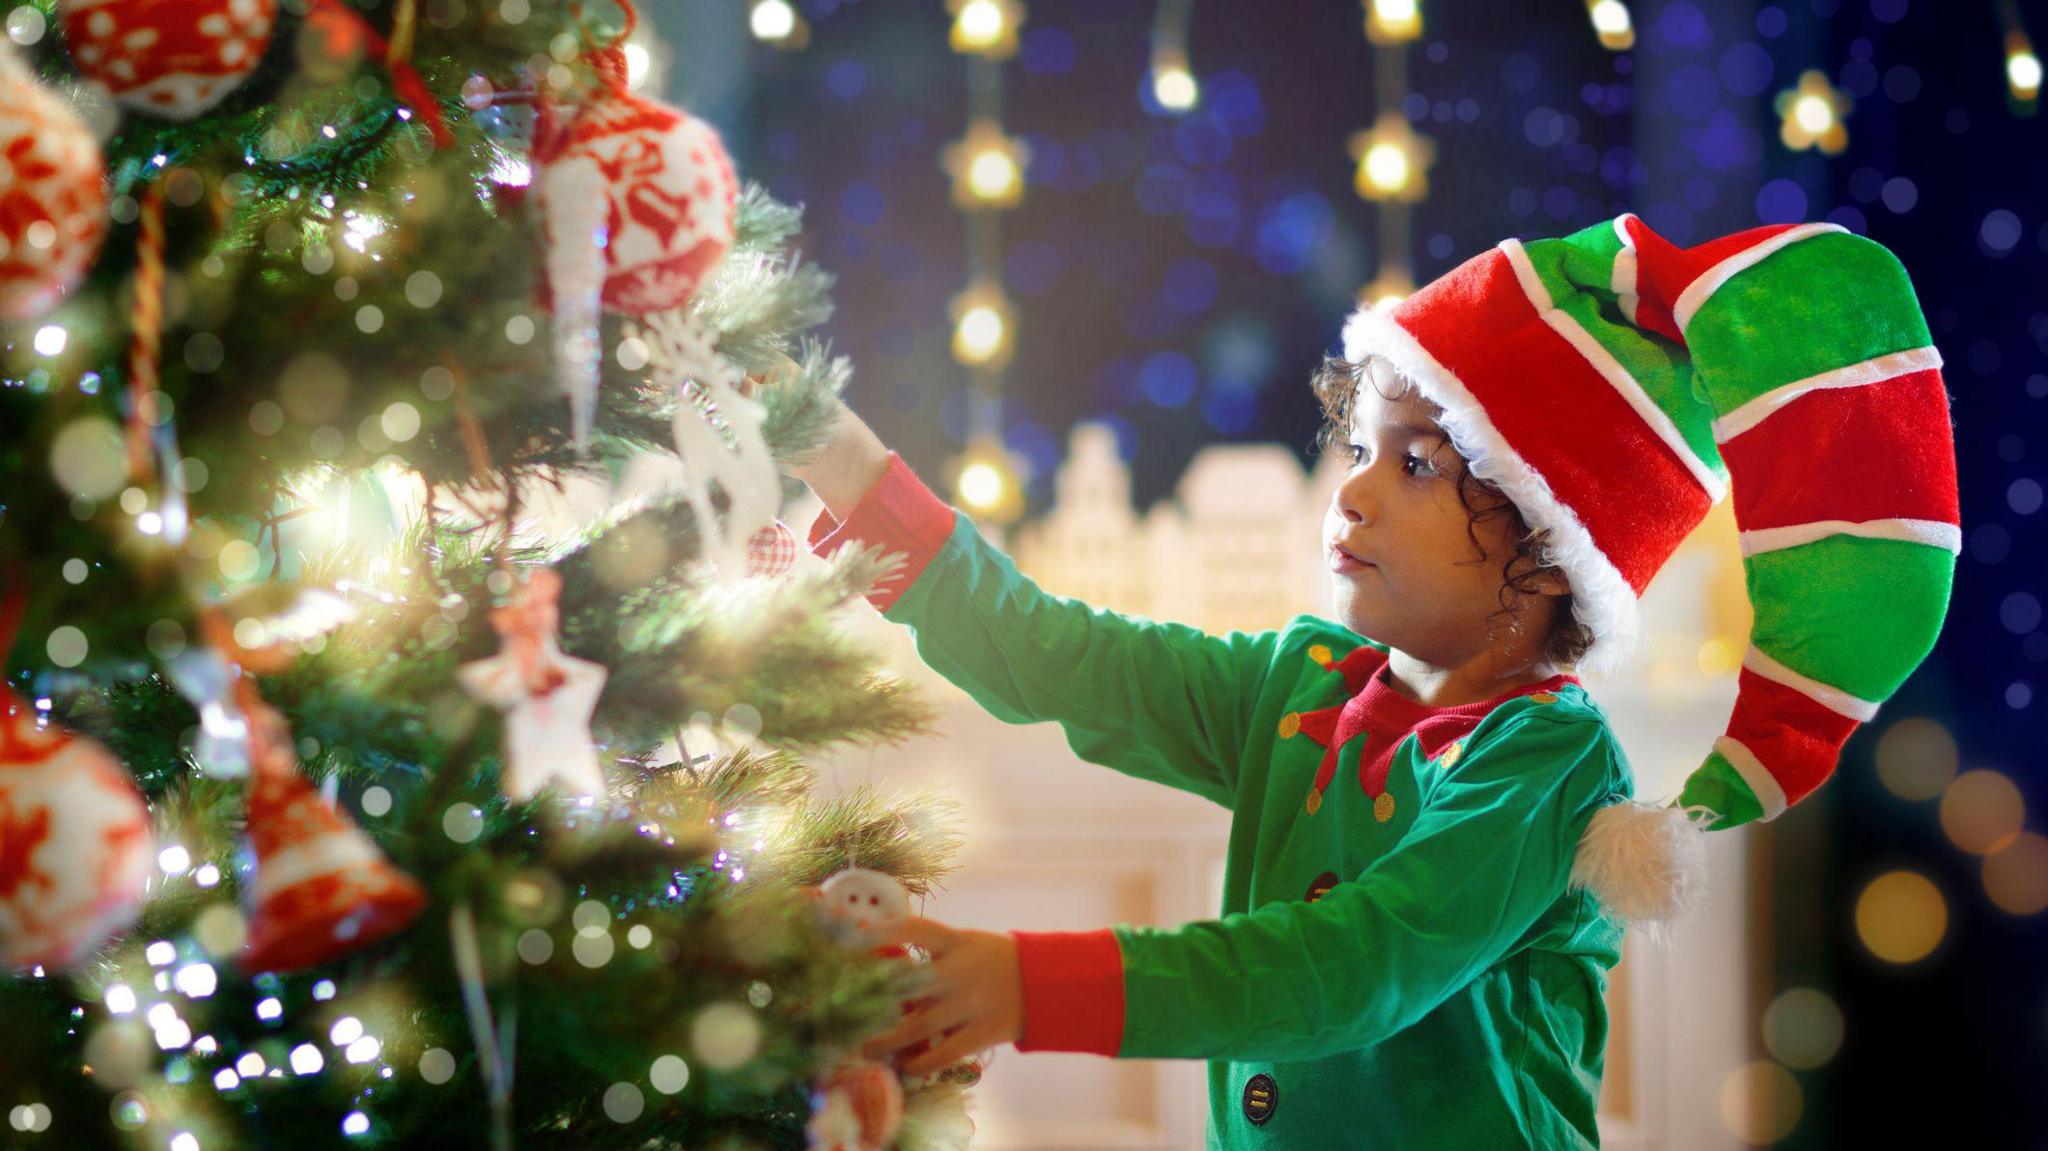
[1333,473,1377,525]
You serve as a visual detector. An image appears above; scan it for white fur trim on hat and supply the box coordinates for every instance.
[1342,303,1642,675]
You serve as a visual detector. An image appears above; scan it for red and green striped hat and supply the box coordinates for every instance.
[1341,215,1958,853]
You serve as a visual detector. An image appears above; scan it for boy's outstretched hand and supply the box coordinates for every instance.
[859,917,1024,1078]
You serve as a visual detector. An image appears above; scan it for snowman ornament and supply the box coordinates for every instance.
[815,867,910,946]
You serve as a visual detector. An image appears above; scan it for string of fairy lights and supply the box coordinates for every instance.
[1352,0,1430,310]
[940,0,1029,524]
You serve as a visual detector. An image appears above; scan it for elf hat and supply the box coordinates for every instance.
[1340,215,1958,919]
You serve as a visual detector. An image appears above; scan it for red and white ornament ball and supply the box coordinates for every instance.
[533,47,740,317]
[0,689,155,972]
[746,520,799,578]
[0,49,107,321]
[61,0,277,120]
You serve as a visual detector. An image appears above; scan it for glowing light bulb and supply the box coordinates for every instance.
[968,149,1020,201]
[1587,0,1635,49]
[1364,142,1411,195]
[173,963,217,999]
[1153,65,1199,111]
[956,306,1005,363]
[959,463,1005,511]
[1777,71,1850,154]
[750,0,795,40]
[330,1017,365,1047]
[2010,50,2043,97]
[1793,94,1834,134]
[954,0,1007,51]
[1366,0,1421,43]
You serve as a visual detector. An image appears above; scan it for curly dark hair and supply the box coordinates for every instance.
[1310,353,1596,668]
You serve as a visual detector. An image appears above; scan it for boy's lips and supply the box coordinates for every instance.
[1329,542,1376,573]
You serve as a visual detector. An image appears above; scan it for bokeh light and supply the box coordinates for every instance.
[690,1003,762,1071]
[49,416,127,500]
[1873,716,1959,801]
[2008,44,2043,101]
[1777,70,1850,154]
[418,1048,457,1085]
[1761,988,1845,1070]
[1152,64,1199,111]
[950,0,1020,57]
[1718,1061,1803,1145]
[1854,870,1948,965]
[1939,769,2025,855]
[1586,0,1635,51]
[1365,0,1422,44]
[749,0,799,44]
[603,1081,645,1123]
[650,1054,690,1095]
[1982,832,2048,915]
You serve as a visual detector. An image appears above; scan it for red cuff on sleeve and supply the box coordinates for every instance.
[1009,929,1126,1057]
[806,452,958,613]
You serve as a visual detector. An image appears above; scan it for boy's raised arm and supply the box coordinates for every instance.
[793,399,1282,808]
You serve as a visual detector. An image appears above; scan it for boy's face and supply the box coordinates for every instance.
[1322,376,1541,665]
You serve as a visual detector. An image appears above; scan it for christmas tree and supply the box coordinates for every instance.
[0,2,976,1148]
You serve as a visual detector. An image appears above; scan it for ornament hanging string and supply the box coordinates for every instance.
[123,183,167,485]
[386,0,419,70]
[447,364,521,577]
[584,0,640,51]
[580,0,639,90]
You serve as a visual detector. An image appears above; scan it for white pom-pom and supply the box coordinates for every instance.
[1569,800,1709,940]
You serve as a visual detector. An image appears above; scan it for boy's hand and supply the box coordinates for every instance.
[860,917,1023,1077]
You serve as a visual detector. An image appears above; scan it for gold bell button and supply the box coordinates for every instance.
[1278,712,1301,739]
[1242,1073,1278,1125]
[1439,740,1465,768]
[1307,644,1333,668]
[1529,691,1559,705]
[1305,789,1322,816]
[1373,792,1396,823]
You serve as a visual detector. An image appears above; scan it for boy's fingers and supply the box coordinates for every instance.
[899,1024,987,1079]
[862,999,969,1061]
[858,1017,926,1060]
[863,916,953,955]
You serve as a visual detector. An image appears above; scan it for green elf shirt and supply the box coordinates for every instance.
[810,453,1634,1150]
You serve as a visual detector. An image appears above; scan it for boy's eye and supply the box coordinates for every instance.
[1345,440,1443,477]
